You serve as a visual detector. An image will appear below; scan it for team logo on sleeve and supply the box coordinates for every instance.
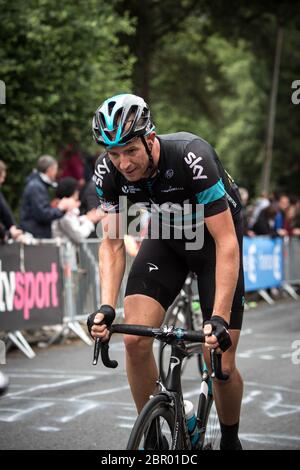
[122,185,141,194]
[184,152,207,180]
[165,169,174,179]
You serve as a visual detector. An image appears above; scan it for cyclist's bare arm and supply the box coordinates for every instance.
[204,208,239,347]
[91,212,126,341]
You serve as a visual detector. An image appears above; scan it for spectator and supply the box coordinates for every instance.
[52,177,103,244]
[248,191,270,229]
[59,143,85,188]
[20,155,76,238]
[291,200,300,236]
[274,194,290,236]
[0,160,24,241]
[284,204,297,236]
[83,152,97,183]
[252,204,278,236]
[80,179,99,214]
[238,187,255,237]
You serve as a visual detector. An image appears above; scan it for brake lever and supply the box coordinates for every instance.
[93,337,101,365]
[91,305,116,367]
[210,349,229,381]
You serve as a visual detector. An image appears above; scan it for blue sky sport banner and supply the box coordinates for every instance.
[243,237,283,292]
[0,244,63,331]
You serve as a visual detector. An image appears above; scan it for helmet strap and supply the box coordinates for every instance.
[141,135,156,178]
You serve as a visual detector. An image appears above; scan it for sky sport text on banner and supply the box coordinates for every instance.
[0,244,63,331]
[243,236,283,292]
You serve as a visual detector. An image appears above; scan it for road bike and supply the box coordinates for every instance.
[92,309,226,450]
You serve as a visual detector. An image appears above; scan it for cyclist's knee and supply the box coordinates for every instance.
[215,353,241,385]
[124,334,153,359]
[204,349,239,384]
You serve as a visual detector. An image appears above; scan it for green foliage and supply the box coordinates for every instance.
[146,7,300,198]
[0,0,134,209]
[150,16,267,197]
[1,0,300,215]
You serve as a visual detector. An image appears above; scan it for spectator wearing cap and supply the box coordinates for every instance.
[20,155,76,238]
[52,177,103,244]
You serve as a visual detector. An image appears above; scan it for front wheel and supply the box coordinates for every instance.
[127,394,185,450]
[202,400,221,450]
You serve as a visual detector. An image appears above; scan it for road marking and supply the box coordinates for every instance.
[5,376,94,398]
[0,402,53,422]
[262,392,300,418]
[240,433,300,446]
[37,427,60,432]
[72,385,130,400]
[245,381,300,394]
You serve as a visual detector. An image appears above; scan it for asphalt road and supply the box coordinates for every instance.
[0,299,299,450]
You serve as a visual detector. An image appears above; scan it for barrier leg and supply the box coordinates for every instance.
[7,331,36,359]
[46,325,67,346]
[258,289,275,305]
[67,321,93,346]
[282,283,299,300]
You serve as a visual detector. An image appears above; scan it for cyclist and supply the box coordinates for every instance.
[88,94,244,450]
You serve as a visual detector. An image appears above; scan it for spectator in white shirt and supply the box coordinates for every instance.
[52,177,103,244]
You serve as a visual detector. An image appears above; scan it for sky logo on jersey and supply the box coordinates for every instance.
[184,152,208,180]
[94,157,110,187]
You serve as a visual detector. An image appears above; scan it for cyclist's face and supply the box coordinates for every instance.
[107,137,153,181]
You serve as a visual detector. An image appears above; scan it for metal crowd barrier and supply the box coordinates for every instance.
[282,236,300,300]
[1,235,300,358]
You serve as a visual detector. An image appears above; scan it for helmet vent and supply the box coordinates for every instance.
[107,101,116,116]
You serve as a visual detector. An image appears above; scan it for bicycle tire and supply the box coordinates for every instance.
[126,394,185,450]
[202,398,221,450]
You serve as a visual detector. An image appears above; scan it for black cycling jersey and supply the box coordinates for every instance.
[93,132,242,221]
[93,132,245,328]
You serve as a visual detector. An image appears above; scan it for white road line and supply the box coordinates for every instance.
[5,376,94,398]
[117,416,136,421]
[57,402,99,423]
[119,424,133,429]
[72,385,130,400]
[240,433,300,445]
[36,427,60,432]
[245,381,300,395]
[0,402,53,422]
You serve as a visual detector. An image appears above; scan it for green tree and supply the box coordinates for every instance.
[0,0,134,210]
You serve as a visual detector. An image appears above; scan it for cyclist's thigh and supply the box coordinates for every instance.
[194,215,245,330]
[124,294,165,327]
[125,238,189,314]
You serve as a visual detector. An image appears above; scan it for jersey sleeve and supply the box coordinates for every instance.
[93,153,121,213]
[182,139,229,217]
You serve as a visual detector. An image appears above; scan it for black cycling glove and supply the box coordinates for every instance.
[203,315,232,352]
[87,305,116,338]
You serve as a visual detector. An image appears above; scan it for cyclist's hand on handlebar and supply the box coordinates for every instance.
[91,313,110,341]
[203,316,232,353]
[87,306,116,342]
[204,323,219,350]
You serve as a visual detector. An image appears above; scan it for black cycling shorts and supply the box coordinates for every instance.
[125,214,245,330]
